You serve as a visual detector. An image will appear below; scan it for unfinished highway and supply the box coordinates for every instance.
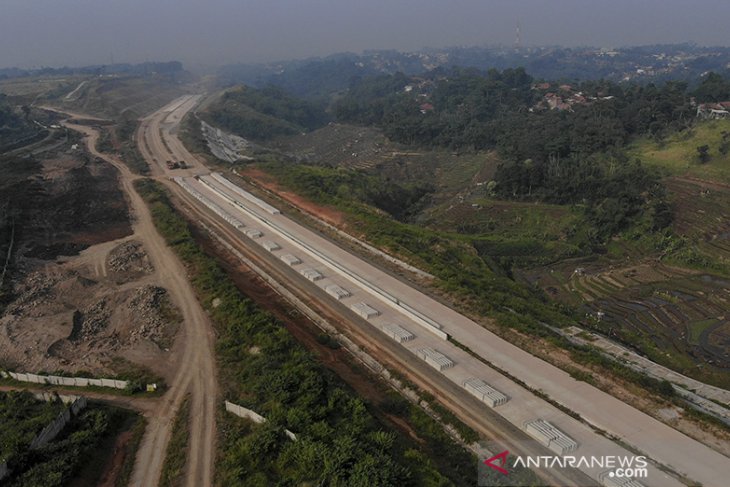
[140,96,730,487]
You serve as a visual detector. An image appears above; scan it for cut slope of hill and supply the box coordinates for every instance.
[202,85,328,141]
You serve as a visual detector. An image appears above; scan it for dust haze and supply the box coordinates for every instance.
[2,0,729,68]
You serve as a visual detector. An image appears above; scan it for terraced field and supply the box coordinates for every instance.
[665,177,730,264]
[424,197,579,236]
[273,123,496,196]
[273,123,391,169]
[530,261,730,388]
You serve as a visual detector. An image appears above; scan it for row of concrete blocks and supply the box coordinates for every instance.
[194,177,513,415]
[204,173,450,341]
[259,239,313,272]
[175,177,246,230]
[196,178,517,416]
[463,378,509,407]
[1,371,128,389]
[411,348,510,408]
[417,347,455,371]
[524,419,579,455]
[256,235,392,326]
[210,172,281,215]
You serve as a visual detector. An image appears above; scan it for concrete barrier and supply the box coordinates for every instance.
[28,373,44,384]
[224,400,297,441]
[29,396,88,450]
[225,400,266,424]
[2,370,129,390]
[32,392,83,405]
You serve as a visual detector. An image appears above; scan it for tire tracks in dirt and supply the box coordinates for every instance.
[54,112,217,487]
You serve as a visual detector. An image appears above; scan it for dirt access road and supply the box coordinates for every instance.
[56,111,217,487]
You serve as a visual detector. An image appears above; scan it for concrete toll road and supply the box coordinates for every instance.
[58,109,218,487]
[141,96,730,487]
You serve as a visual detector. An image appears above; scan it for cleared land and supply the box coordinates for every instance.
[59,111,218,487]
[55,76,186,120]
[0,135,180,380]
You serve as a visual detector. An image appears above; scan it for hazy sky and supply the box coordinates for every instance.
[2,0,729,69]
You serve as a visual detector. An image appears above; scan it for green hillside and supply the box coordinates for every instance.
[629,119,730,183]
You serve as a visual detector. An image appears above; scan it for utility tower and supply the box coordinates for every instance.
[515,22,522,49]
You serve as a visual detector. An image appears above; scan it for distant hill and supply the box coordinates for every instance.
[0,61,186,81]
[219,44,730,99]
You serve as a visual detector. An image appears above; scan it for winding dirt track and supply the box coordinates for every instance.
[57,114,217,487]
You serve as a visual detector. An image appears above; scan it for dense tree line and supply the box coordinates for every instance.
[331,69,730,234]
[693,72,730,102]
[494,152,669,236]
[333,69,698,151]
[209,68,730,235]
[0,61,184,81]
[216,45,730,97]
[223,85,329,130]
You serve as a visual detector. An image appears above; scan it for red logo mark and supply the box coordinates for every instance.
[484,450,510,475]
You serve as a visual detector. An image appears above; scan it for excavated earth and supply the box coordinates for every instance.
[0,146,181,380]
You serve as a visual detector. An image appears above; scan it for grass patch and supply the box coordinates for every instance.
[117,119,150,175]
[628,119,730,183]
[688,318,719,344]
[0,391,65,463]
[159,396,190,487]
[253,161,581,334]
[114,416,147,487]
